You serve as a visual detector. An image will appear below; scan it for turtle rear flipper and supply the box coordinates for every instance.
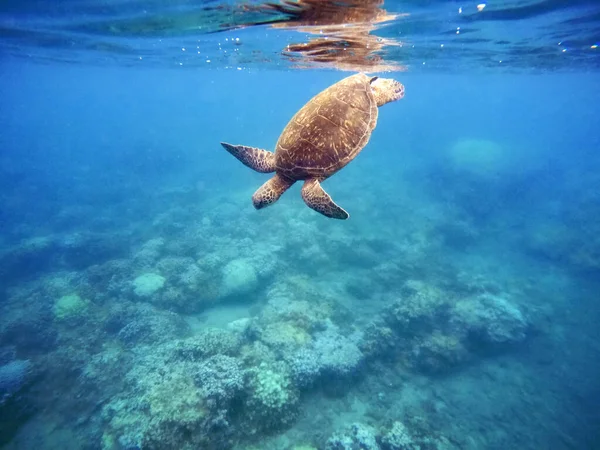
[301,178,349,220]
[252,173,294,209]
[221,142,276,173]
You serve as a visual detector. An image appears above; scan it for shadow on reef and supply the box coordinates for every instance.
[0,350,37,447]
[0,231,130,290]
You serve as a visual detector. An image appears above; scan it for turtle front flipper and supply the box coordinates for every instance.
[221,142,276,173]
[301,178,349,220]
[252,173,295,209]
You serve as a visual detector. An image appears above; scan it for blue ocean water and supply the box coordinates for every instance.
[1,1,600,449]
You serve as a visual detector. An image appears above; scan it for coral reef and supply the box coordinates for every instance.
[114,303,189,346]
[194,354,244,409]
[245,362,299,431]
[132,273,166,297]
[286,321,364,387]
[380,419,455,450]
[361,280,529,373]
[380,421,414,450]
[100,334,243,450]
[451,293,528,347]
[326,423,380,450]
[220,258,259,298]
[53,293,89,321]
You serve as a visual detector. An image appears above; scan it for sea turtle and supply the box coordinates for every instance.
[221,72,404,219]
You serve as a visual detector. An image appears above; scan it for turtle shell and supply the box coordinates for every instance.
[275,73,378,180]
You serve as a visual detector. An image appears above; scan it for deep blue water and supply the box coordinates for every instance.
[1,1,600,450]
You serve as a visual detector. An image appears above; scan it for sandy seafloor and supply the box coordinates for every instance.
[0,63,599,450]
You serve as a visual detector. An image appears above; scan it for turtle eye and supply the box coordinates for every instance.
[369,76,379,84]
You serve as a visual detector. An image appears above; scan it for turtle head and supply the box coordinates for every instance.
[370,76,405,107]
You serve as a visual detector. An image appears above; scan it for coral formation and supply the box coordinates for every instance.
[220,258,259,298]
[380,421,414,450]
[100,334,243,450]
[362,280,529,373]
[287,322,363,386]
[245,362,299,430]
[132,273,166,297]
[451,293,529,347]
[326,423,380,450]
[53,293,89,320]
[194,354,244,408]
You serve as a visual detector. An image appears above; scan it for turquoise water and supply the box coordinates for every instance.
[1,1,600,449]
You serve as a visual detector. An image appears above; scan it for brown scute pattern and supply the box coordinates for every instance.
[333,77,372,111]
[301,178,349,220]
[252,173,295,209]
[290,105,315,127]
[221,142,276,173]
[275,73,377,178]
[288,131,349,167]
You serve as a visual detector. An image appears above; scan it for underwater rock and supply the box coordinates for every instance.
[325,422,380,450]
